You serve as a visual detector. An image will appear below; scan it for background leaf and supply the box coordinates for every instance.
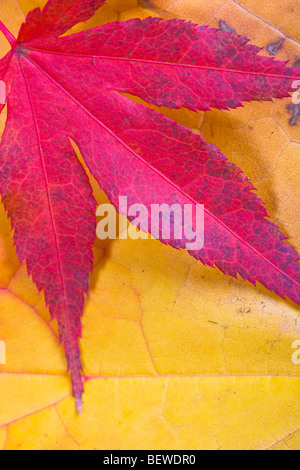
[0,0,299,450]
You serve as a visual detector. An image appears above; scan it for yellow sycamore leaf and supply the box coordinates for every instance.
[0,0,299,450]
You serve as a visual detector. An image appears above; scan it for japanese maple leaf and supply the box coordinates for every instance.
[0,0,299,412]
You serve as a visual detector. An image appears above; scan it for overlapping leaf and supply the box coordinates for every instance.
[0,0,299,409]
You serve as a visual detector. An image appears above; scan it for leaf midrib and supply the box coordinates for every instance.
[25,46,300,82]
[18,54,73,336]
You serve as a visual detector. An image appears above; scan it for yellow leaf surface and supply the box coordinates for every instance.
[0,0,299,450]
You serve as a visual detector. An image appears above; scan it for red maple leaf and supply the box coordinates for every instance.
[0,0,299,411]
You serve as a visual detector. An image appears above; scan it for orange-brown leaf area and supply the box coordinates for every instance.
[0,0,299,450]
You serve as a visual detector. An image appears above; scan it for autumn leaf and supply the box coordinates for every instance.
[2,2,299,430]
[0,0,299,451]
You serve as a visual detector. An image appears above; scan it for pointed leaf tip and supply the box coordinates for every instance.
[75,395,82,414]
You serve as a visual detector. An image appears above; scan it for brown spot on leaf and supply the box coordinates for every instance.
[289,104,300,126]
[293,58,300,68]
[266,38,285,56]
[219,20,236,34]
[286,58,300,126]
[138,0,156,8]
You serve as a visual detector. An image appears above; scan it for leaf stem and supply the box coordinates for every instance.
[0,20,16,47]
